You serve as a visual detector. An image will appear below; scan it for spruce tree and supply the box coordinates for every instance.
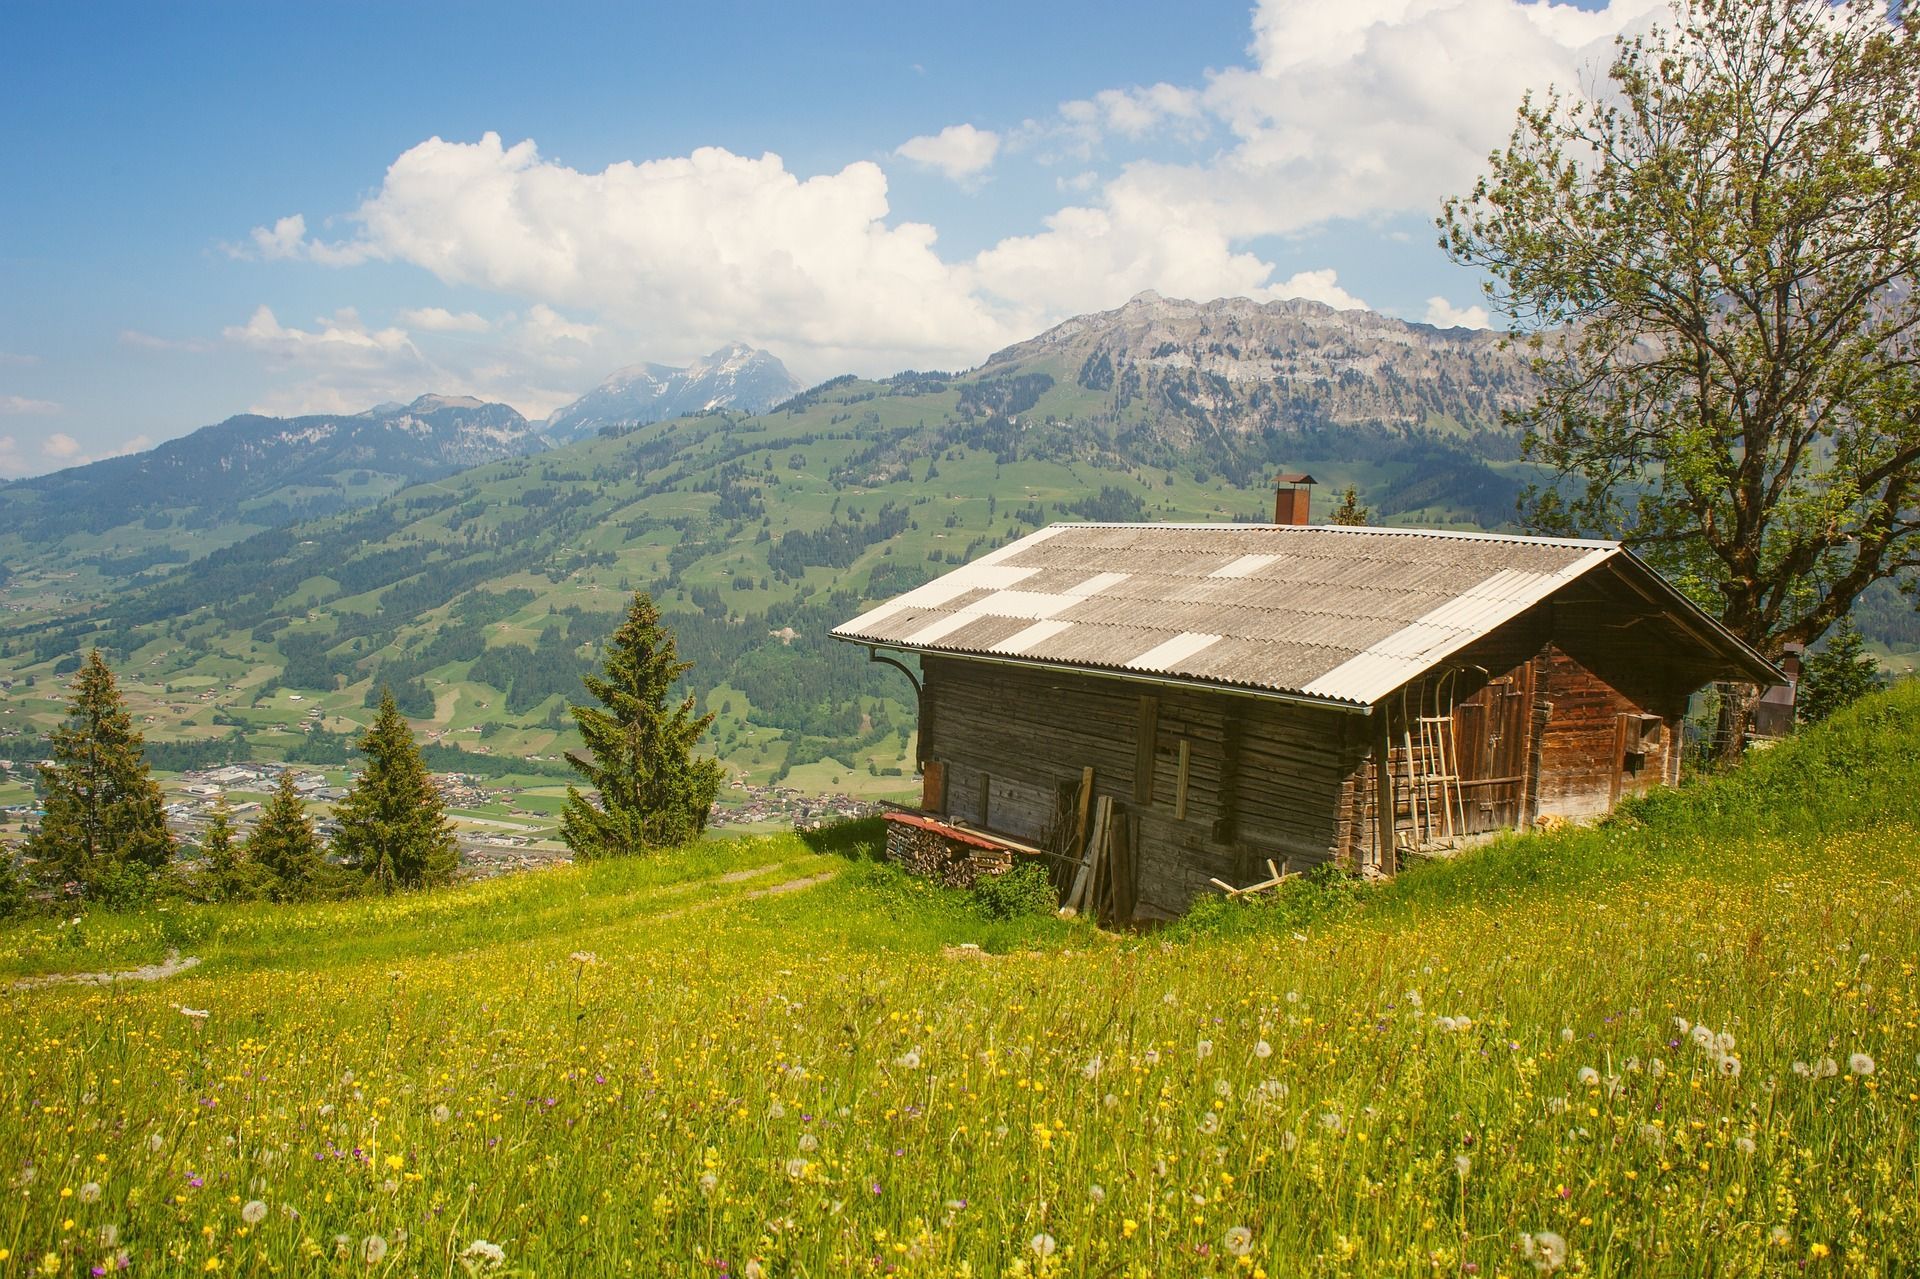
[23,650,173,889]
[1797,619,1883,726]
[332,688,458,891]
[1331,486,1369,527]
[197,794,251,901]
[247,770,323,900]
[561,592,724,858]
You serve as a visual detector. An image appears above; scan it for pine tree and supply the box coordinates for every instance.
[332,688,458,891]
[1331,486,1369,527]
[1796,619,1883,726]
[561,592,724,858]
[23,650,173,889]
[247,770,323,900]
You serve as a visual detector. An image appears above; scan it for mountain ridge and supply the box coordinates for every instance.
[543,343,803,442]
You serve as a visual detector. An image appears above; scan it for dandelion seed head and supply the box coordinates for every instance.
[240,1200,266,1224]
[361,1235,388,1265]
[1224,1226,1253,1257]
[1030,1233,1056,1258]
[1850,1052,1875,1076]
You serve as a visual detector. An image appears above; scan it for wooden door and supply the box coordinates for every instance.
[1448,669,1535,835]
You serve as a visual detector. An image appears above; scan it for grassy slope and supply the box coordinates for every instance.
[3,689,1917,1275]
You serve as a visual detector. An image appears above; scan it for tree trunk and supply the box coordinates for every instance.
[1711,682,1757,765]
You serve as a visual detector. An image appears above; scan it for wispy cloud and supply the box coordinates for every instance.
[0,394,61,416]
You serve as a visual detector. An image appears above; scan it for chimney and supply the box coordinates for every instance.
[1274,472,1316,525]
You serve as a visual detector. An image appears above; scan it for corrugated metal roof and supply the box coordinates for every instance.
[831,523,1775,707]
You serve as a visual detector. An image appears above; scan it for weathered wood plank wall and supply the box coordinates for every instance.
[920,656,1367,919]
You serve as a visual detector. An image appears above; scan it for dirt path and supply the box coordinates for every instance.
[741,871,837,899]
[13,948,202,991]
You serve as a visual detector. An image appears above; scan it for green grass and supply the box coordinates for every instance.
[4,693,1920,1275]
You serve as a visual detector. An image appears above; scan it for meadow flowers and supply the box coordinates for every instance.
[1224,1226,1253,1257]
[1851,1052,1876,1076]
[240,1200,267,1224]
[1522,1230,1567,1272]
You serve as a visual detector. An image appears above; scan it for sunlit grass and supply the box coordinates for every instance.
[4,692,1919,1275]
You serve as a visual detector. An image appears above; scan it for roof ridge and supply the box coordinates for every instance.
[1044,521,1619,550]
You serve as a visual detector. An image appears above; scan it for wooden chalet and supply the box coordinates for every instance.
[832,517,1779,922]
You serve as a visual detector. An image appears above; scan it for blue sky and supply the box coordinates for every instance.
[0,0,1646,477]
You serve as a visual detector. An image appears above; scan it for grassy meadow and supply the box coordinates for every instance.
[4,688,1920,1276]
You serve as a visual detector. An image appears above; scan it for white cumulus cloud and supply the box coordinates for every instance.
[0,394,61,415]
[896,123,1002,182]
[1425,295,1492,329]
[42,432,83,460]
[397,306,491,333]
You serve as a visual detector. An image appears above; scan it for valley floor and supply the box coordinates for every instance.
[3,689,1919,1275]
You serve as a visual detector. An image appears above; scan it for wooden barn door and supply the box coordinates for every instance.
[1449,665,1537,834]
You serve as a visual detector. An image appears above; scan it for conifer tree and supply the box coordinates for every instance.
[247,770,323,900]
[562,592,723,858]
[1796,619,1883,726]
[1331,486,1369,527]
[23,650,173,889]
[196,794,253,902]
[332,688,458,891]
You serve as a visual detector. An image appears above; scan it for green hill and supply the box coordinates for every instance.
[0,319,1541,791]
[3,677,1916,1274]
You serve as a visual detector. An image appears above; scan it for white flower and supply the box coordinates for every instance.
[698,1172,717,1196]
[1736,1136,1756,1155]
[1715,1030,1737,1052]
[431,1104,451,1123]
[1576,1066,1600,1087]
[1081,1054,1102,1079]
[1850,1052,1875,1076]
[361,1235,389,1265]
[1224,1225,1254,1257]
[241,1199,267,1224]
[1286,990,1300,1003]
[79,1182,101,1204]
[785,1158,808,1179]
[1195,1039,1214,1059]
[1523,1229,1567,1272]
[1088,1183,1105,1204]
[1690,1025,1715,1051]
[459,1239,506,1272]
[743,1262,765,1279]
[1560,1027,1574,1043]
[1717,1054,1742,1078]
[1769,1225,1792,1247]
[1406,990,1423,1008]
[1030,1233,1057,1258]
[1254,1039,1272,1059]
[568,951,597,965]
[767,1101,786,1119]
[1198,1112,1221,1135]
[1454,1154,1471,1178]
[896,1047,922,1070]
[1214,1078,1233,1099]
[1672,1016,1691,1033]
[1817,1056,1840,1078]
[146,1133,165,1152]
[797,1133,818,1152]
[1649,1058,1666,1078]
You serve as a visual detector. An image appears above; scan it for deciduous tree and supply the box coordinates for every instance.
[1443,0,1920,755]
[561,593,723,857]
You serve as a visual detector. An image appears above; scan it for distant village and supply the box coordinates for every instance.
[1,755,883,880]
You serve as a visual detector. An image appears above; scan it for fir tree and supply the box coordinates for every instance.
[333,688,458,891]
[1331,486,1369,527]
[561,592,724,858]
[196,794,253,902]
[1797,619,1883,726]
[23,650,173,889]
[247,770,323,900]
